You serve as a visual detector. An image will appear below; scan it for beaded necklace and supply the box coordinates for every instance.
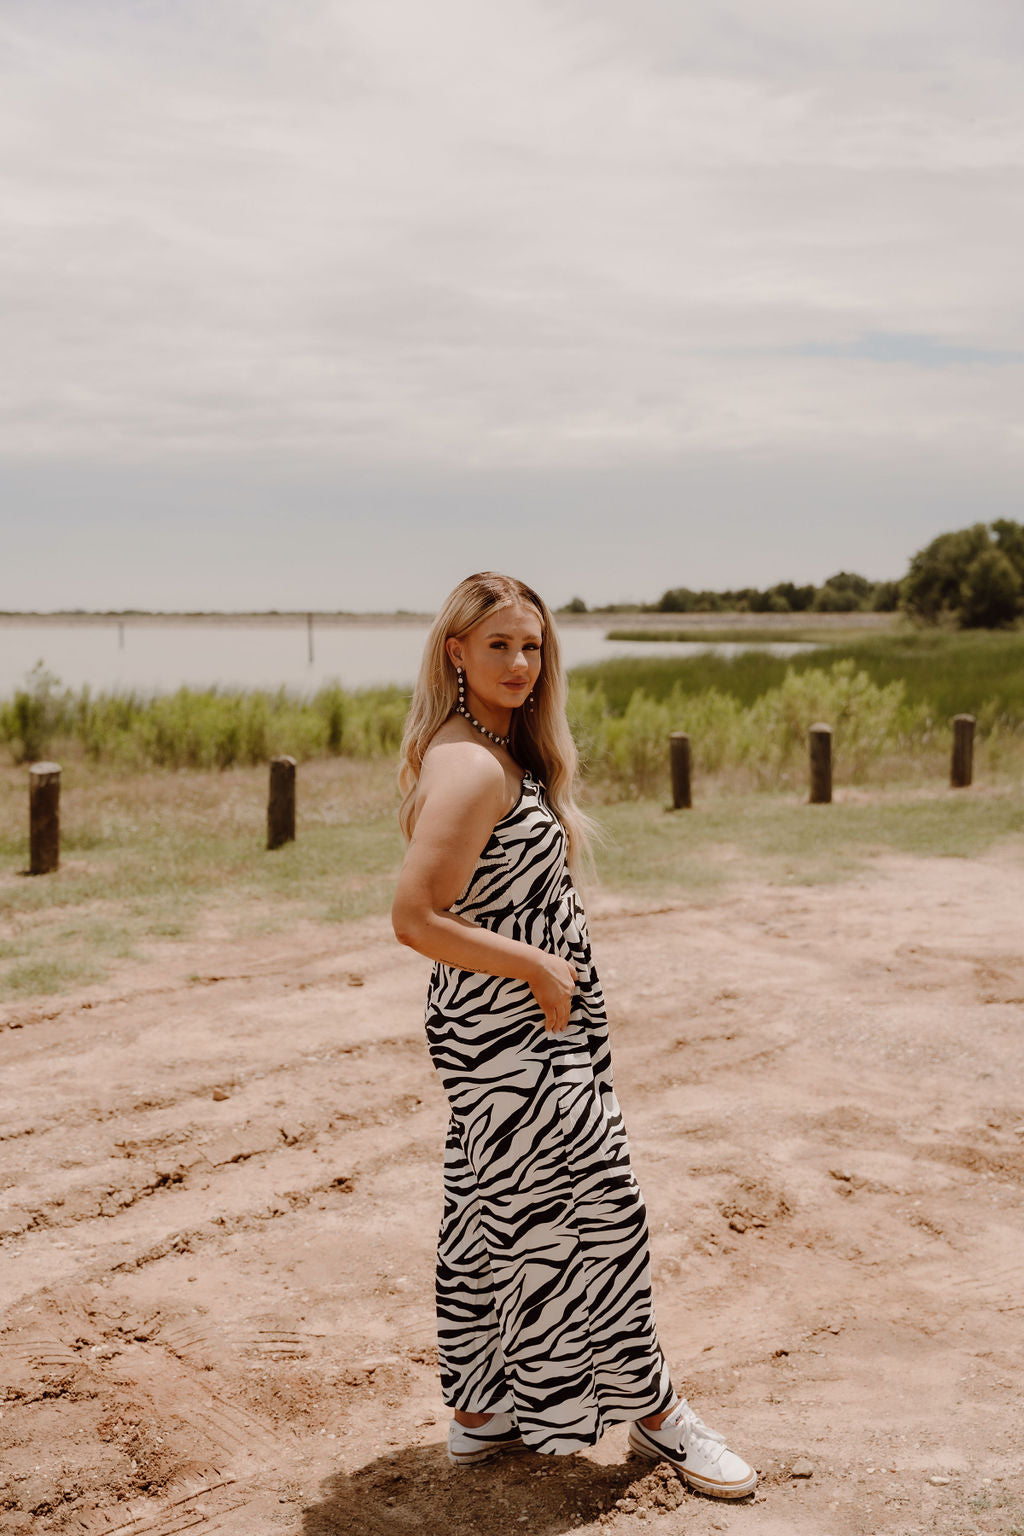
[455,666,510,748]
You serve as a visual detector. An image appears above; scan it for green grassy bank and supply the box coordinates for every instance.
[577,629,1024,719]
[2,758,1022,1004]
[2,631,1023,1002]
[0,759,404,1002]
[5,633,1024,788]
[567,631,1024,796]
[0,673,409,770]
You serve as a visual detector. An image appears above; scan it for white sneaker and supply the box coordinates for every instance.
[628,1398,757,1499]
[447,1410,524,1467]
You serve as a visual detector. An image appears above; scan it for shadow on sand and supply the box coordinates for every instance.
[301,1438,660,1536]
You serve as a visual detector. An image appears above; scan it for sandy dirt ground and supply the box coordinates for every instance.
[2,848,1023,1536]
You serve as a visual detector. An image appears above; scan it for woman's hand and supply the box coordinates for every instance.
[529,952,579,1033]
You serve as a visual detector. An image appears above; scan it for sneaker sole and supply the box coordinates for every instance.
[628,1428,757,1500]
[447,1436,525,1468]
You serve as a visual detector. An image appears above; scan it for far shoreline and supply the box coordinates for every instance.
[0,609,896,630]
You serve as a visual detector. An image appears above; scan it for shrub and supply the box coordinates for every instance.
[900,520,1024,627]
[960,549,1022,629]
[567,680,611,779]
[316,685,347,754]
[602,691,675,796]
[570,660,912,798]
[0,663,66,763]
[0,676,412,771]
[747,660,908,782]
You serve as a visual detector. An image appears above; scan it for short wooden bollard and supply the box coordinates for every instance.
[808,723,832,805]
[29,761,61,874]
[951,713,975,789]
[669,731,692,809]
[267,756,296,849]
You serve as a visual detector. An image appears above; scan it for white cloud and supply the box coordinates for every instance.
[1,0,1022,603]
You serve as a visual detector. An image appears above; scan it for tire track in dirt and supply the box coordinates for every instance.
[1,987,432,1294]
[2,1086,427,1243]
[1,1008,425,1139]
[2,1287,299,1534]
[0,925,403,1036]
[3,1095,443,1315]
[5,863,1024,1534]
[70,1476,247,1536]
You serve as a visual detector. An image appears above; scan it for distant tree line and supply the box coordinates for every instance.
[650,569,901,616]
[559,518,1024,629]
[559,571,900,618]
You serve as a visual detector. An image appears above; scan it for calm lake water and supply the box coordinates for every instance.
[0,620,815,697]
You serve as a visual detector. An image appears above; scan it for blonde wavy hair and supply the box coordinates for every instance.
[398,572,593,870]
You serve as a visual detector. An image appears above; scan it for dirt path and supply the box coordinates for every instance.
[2,849,1023,1535]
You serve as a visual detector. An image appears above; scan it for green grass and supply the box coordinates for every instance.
[571,650,799,712]
[605,625,884,645]
[3,755,1022,1003]
[3,628,1022,1003]
[0,758,404,1003]
[968,1490,1020,1513]
[593,787,1024,896]
[6,633,1024,806]
[566,632,1024,798]
[3,953,107,998]
[573,629,1024,723]
[814,630,1024,724]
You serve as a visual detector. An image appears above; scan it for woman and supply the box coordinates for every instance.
[391,572,756,1500]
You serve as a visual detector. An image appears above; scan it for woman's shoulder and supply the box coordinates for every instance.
[419,730,508,804]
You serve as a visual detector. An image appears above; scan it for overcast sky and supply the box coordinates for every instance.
[2,0,1022,611]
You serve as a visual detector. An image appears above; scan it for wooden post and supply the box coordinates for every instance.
[669,731,692,809]
[29,762,61,874]
[267,756,296,849]
[951,713,975,789]
[307,612,314,664]
[809,723,832,805]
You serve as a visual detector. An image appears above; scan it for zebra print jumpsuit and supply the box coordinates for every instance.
[425,770,674,1454]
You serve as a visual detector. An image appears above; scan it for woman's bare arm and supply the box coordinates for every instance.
[391,742,577,1031]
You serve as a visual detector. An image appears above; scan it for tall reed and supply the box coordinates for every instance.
[0,680,409,771]
[4,631,1023,794]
